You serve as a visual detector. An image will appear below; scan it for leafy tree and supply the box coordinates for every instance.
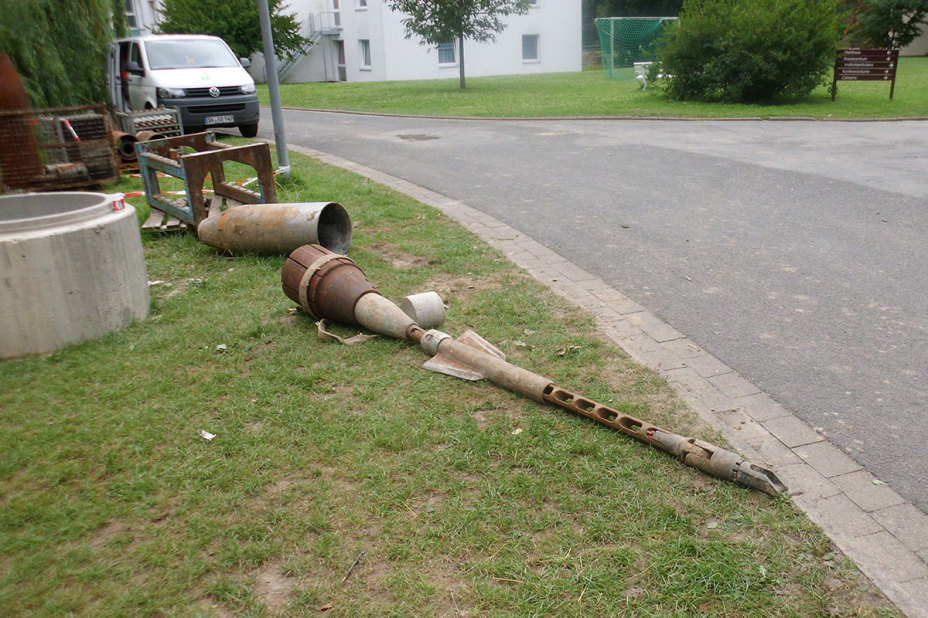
[157,0,307,62]
[385,0,531,89]
[0,0,124,107]
[843,0,928,48]
[658,0,843,103]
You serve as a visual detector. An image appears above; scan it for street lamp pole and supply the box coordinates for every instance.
[257,0,290,178]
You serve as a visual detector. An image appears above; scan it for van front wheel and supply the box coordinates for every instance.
[239,123,258,138]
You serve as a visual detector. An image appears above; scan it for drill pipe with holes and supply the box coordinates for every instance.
[281,244,787,497]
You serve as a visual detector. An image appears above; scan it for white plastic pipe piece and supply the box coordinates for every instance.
[400,291,446,329]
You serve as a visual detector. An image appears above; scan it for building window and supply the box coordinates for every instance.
[337,40,347,81]
[147,0,161,24]
[437,41,456,65]
[527,0,539,5]
[359,39,371,69]
[358,0,367,7]
[125,0,138,30]
[522,35,539,62]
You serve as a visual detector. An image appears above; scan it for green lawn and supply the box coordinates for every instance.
[0,144,900,616]
[261,57,928,119]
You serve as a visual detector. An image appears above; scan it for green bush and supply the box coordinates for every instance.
[657,0,843,103]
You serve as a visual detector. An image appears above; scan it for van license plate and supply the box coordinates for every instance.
[205,115,234,125]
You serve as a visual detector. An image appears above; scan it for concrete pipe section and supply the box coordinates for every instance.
[0,192,149,359]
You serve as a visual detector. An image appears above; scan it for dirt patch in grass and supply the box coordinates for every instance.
[89,520,127,549]
[355,557,395,609]
[425,273,480,296]
[472,409,494,432]
[408,491,447,515]
[255,561,295,613]
[471,400,525,432]
[427,560,473,617]
[425,271,514,304]
[196,598,235,617]
[317,384,355,402]
[824,575,888,615]
[367,241,438,270]
[265,478,294,497]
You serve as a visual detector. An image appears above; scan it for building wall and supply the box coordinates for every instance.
[347,0,582,82]
[280,41,339,83]
[276,0,341,83]
[902,29,928,56]
[340,0,390,81]
[128,0,582,84]
[125,0,163,35]
[282,0,581,83]
[369,1,581,82]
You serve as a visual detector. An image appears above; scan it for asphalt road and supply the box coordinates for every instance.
[259,111,928,513]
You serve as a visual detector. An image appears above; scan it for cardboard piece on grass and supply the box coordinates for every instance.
[317,319,377,346]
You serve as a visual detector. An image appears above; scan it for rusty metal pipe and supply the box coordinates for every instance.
[198,202,352,255]
[134,130,168,143]
[112,131,139,163]
[541,384,787,496]
[420,329,550,402]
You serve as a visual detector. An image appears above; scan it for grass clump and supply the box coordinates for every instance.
[0,143,900,616]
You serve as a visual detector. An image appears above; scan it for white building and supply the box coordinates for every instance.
[122,0,162,36]
[271,0,582,83]
[122,0,582,84]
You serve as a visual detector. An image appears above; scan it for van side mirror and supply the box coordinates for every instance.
[126,61,144,76]
[239,57,251,69]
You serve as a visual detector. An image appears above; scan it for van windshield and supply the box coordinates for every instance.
[145,39,240,70]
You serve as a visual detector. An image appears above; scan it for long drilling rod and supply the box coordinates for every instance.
[413,326,787,497]
[541,384,786,496]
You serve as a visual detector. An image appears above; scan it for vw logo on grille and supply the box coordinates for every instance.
[209,86,221,98]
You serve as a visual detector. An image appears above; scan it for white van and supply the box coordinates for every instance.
[107,34,260,137]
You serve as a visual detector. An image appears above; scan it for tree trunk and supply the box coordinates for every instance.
[458,36,466,90]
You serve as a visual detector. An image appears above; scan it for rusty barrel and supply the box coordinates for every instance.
[282,244,418,340]
[282,244,377,324]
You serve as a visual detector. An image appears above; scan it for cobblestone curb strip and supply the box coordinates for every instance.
[291,144,928,618]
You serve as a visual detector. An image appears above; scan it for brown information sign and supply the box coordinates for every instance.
[832,48,899,100]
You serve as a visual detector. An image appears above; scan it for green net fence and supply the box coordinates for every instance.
[595,17,677,78]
